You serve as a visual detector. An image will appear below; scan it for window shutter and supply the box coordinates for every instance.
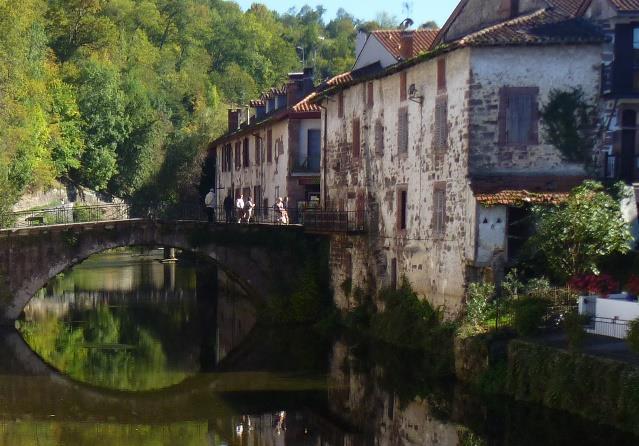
[437,58,446,91]
[398,108,408,153]
[367,82,374,108]
[267,129,273,162]
[375,120,384,156]
[435,96,448,149]
[498,88,509,145]
[353,119,360,157]
[338,92,344,118]
[615,24,634,94]
[400,72,407,101]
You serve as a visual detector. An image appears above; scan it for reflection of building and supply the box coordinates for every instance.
[212,68,322,214]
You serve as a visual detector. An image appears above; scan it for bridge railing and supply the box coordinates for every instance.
[0,204,130,229]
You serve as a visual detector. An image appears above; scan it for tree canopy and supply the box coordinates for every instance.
[0,1,417,211]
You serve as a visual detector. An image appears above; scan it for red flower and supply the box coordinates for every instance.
[568,274,619,296]
[626,275,639,296]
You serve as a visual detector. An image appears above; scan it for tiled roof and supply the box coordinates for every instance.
[291,92,321,112]
[608,0,639,11]
[471,175,584,206]
[547,0,591,16]
[291,71,354,112]
[326,71,353,86]
[457,8,604,47]
[372,29,439,59]
[249,99,264,107]
[475,190,570,206]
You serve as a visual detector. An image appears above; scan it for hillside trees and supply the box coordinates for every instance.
[0,0,379,212]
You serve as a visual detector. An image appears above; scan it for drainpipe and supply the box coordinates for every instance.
[318,102,328,210]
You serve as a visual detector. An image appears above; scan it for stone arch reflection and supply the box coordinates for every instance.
[18,247,256,391]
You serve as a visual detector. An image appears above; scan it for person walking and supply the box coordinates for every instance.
[223,192,234,224]
[204,188,216,223]
[235,194,245,223]
[244,196,255,223]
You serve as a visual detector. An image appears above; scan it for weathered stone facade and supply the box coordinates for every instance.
[320,38,602,314]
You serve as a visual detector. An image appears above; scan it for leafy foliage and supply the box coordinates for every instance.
[540,87,598,164]
[465,281,495,329]
[511,298,549,336]
[527,181,632,281]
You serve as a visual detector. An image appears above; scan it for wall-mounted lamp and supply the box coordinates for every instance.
[408,84,423,105]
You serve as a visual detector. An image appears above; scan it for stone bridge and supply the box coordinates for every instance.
[0,219,321,323]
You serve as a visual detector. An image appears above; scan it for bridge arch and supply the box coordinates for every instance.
[0,220,311,322]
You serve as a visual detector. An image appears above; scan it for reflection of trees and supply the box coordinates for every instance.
[19,305,187,391]
[0,421,211,446]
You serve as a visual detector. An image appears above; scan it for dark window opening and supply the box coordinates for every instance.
[437,58,446,91]
[308,129,321,171]
[398,107,409,153]
[338,92,344,118]
[375,120,384,156]
[352,118,360,158]
[398,189,408,230]
[267,129,273,163]
[242,138,249,167]
[367,82,374,108]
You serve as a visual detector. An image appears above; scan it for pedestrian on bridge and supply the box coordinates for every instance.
[235,194,245,223]
[244,196,255,223]
[204,188,216,223]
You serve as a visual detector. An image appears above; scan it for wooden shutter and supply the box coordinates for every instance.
[615,24,634,94]
[437,58,446,91]
[352,118,360,158]
[433,184,446,236]
[338,92,344,118]
[400,72,407,101]
[435,96,448,149]
[398,107,408,153]
[367,82,374,108]
[267,129,273,162]
[375,120,384,156]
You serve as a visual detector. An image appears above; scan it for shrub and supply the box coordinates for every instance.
[564,311,589,350]
[528,181,632,280]
[511,298,549,336]
[626,275,639,296]
[568,273,619,296]
[502,269,524,300]
[627,318,639,354]
[524,277,551,298]
[465,281,495,329]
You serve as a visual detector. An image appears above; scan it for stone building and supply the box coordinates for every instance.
[315,0,604,313]
[210,68,322,216]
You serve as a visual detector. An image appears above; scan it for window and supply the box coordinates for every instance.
[434,96,448,150]
[352,118,360,158]
[263,198,269,218]
[400,72,407,101]
[397,187,408,231]
[255,136,261,165]
[308,129,321,171]
[274,186,280,200]
[242,138,249,167]
[499,87,539,145]
[338,92,344,118]
[267,129,273,162]
[433,183,446,237]
[234,142,241,170]
[437,58,446,92]
[634,28,639,90]
[225,144,232,171]
[367,82,374,108]
[375,120,384,156]
[398,107,408,154]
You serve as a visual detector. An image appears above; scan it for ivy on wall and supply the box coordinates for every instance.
[540,87,598,164]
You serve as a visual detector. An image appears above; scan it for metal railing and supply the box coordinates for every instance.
[1,203,368,234]
[0,204,130,229]
[584,316,630,339]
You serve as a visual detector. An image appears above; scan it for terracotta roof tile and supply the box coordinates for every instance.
[371,29,439,59]
[249,99,264,107]
[609,0,639,11]
[471,175,585,206]
[291,92,321,112]
[457,8,603,47]
[548,0,591,16]
[326,71,353,86]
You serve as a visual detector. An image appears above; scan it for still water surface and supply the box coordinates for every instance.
[0,248,638,445]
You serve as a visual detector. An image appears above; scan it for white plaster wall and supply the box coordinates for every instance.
[353,35,398,70]
[322,48,474,313]
[469,45,602,175]
[476,206,507,266]
[216,119,290,210]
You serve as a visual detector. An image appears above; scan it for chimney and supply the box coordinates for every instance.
[228,109,240,132]
[401,31,414,59]
[302,67,314,95]
[355,29,368,59]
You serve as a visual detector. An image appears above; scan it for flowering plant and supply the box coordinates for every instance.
[568,273,619,296]
[626,275,639,296]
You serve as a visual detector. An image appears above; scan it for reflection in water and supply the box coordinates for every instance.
[18,248,254,390]
[1,249,638,445]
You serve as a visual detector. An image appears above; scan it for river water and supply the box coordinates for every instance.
[0,248,637,445]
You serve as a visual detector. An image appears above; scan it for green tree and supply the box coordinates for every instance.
[528,181,633,280]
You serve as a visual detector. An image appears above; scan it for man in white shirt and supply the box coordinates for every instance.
[235,194,245,223]
[204,188,216,223]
